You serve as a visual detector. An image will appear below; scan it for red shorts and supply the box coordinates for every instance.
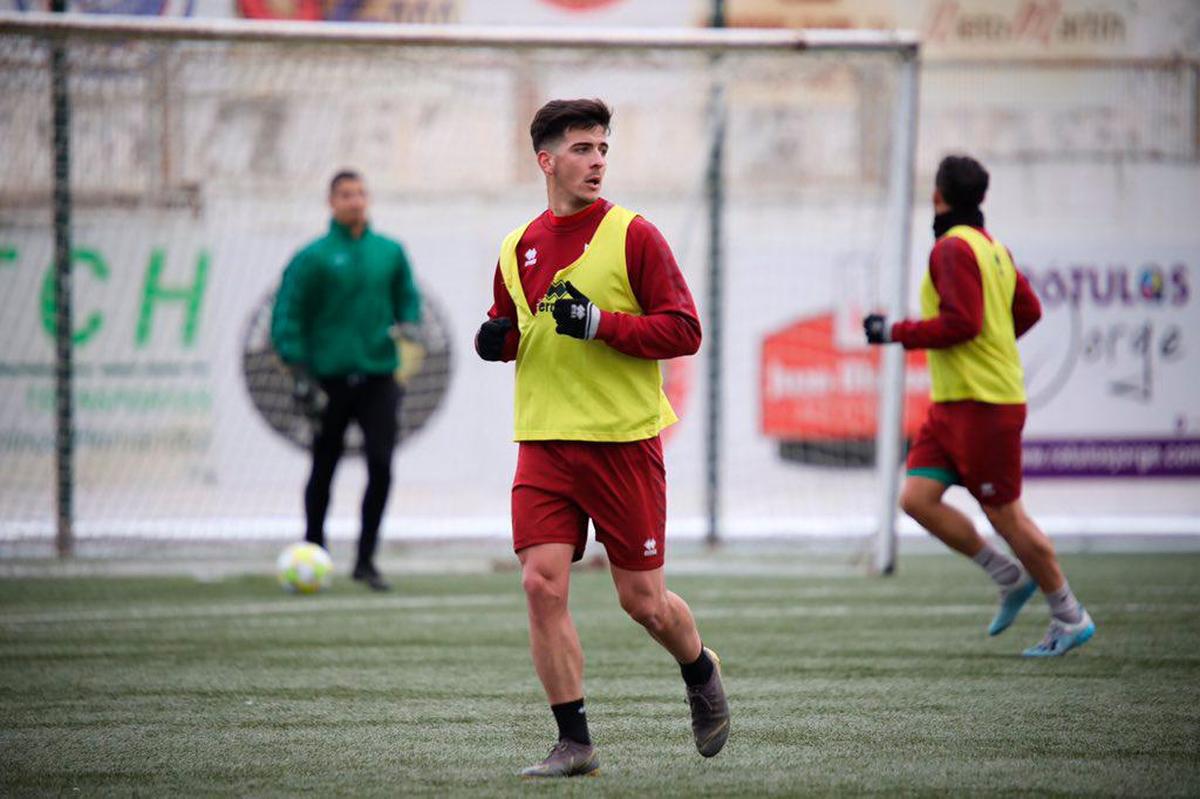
[906,401,1026,506]
[512,438,666,571]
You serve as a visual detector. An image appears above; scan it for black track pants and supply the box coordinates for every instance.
[304,374,400,568]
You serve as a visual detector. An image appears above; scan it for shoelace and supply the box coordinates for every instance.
[1037,628,1062,651]
[687,687,714,714]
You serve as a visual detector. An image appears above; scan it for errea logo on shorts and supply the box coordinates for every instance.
[980,483,996,497]
[643,538,658,557]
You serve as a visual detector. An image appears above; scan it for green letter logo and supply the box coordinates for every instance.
[136,249,210,348]
[41,248,109,346]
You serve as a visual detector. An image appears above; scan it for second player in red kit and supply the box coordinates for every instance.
[865,154,1095,659]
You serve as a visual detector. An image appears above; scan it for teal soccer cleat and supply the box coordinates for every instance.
[1023,610,1095,657]
[988,577,1037,636]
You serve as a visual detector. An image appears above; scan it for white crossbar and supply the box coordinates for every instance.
[0,11,919,54]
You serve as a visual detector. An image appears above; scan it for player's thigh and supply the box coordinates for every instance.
[512,442,589,561]
[312,378,354,455]
[980,496,1028,535]
[905,405,959,488]
[518,542,577,604]
[355,376,400,466]
[580,438,666,571]
[899,474,952,515]
[609,562,667,618]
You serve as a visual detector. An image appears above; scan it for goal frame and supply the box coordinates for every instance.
[0,11,920,573]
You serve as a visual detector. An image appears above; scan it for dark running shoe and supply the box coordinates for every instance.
[351,563,391,592]
[687,647,730,757]
[519,738,600,778]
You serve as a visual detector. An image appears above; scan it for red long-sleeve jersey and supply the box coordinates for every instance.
[480,199,701,361]
[890,228,1042,349]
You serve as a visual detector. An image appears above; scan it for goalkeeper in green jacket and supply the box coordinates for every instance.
[271,169,422,591]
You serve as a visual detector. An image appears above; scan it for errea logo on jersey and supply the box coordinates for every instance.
[643,537,658,557]
[524,248,538,268]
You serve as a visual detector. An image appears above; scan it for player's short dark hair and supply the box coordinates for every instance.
[530,98,612,153]
[935,155,989,209]
[329,169,363,194]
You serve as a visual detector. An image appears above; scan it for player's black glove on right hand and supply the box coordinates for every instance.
[476,317,513,361]
[863,314,891,345]
[552,281,601,340]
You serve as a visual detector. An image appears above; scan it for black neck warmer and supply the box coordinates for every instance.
[933,206,985,239]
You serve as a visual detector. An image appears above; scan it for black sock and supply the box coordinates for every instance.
[551,698,590,746]
[680,647,714,687]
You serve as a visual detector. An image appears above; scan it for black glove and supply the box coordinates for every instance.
[476,317,513,361]
[289,366,325,421]
[863,313,890,345]
[552,281,601,340]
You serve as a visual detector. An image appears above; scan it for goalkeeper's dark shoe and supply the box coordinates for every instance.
[686,647,730,757]
[519,739,600,778]
[351,563,391,592]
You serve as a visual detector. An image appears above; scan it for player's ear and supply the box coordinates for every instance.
[536,149,554,177]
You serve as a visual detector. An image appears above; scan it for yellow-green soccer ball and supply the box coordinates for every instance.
[276,542,334,594]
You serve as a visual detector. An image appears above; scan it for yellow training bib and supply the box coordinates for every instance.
[498,204,678,441]
[920,225,1026,403]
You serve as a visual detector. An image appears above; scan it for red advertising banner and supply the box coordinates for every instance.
[761,313,931,441]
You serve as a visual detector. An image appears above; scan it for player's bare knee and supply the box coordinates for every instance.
[521,568,567,611]
[619,593,667,631]
[983,502,1021,536]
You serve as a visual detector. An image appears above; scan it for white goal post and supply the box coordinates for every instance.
[0,12,919,572]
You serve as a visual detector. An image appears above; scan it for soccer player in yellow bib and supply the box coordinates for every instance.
[864,155,1095,657]
[474,99,730,777]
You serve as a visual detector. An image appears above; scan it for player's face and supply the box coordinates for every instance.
[933,187,951,214]
[544,126,608,211]
[329,178,368,229]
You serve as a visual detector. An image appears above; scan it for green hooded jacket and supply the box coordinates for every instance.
[271,220,422,378]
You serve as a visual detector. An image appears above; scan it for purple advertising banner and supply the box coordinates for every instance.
[1024,438,1200,478]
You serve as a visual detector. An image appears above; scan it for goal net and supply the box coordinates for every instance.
[0,15,918,561]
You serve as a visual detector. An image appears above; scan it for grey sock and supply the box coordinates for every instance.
[971,541,1023,588]
[1047,582,1084,624]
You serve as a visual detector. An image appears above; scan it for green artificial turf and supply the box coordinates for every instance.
[2,553,1198,797]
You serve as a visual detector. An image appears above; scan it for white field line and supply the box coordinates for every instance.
[6,596,1193,629]
[693,602,1200,619]
[693,604,993,619]
[1,593,517,627]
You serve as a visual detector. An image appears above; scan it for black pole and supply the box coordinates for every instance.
[704,0,725,547]
[51,0,74,558]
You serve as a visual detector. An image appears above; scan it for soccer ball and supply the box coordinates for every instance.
[276,542,334,594]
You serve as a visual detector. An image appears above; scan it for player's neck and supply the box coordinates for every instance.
[546,192,598,220]
[333,217,368,239]
[932,206,984,239]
